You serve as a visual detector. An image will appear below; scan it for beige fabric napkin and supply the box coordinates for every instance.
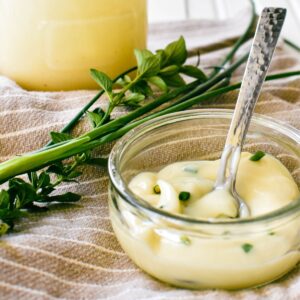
[1,8,300,300]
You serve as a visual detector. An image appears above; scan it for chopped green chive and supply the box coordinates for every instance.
[242,243,253,253]
[180,235,191,246]
[183,166,198,174]
[179,191,190,201]
[153,184,161,194]
[249,151,265,161]
[269,231,276,236]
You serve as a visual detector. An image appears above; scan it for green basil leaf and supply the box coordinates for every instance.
[90,69,113,94]
[126,93,145,102]
[159,65,180,76]
[86,111,103,128]
[130,80,153,96]
[164,36,187,66]
[155,49,167,66]
[134,49,154,68]
[0,190,10,209]
[50,132,72,144]
[123,93,145,108]
[148,76,168,92]
[180,65,207,81]
[137,55,161,78]
[162,74,186,87]
[116,75,132,88]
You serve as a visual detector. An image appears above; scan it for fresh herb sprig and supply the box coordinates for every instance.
[88,36,207,124]
[0,36,206,234]
[0,152,87,233]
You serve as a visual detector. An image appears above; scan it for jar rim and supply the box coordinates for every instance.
[108,109,300,225]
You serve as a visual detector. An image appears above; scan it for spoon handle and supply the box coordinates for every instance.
[216,7,286,187]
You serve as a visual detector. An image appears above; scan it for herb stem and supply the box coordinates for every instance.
[45,66,137,146]
[75,80,201,141]
[38,80,200,153]
[173,52,249,104]
[0,137,90,183]
[99,73,143,125]
[284,38,300,52]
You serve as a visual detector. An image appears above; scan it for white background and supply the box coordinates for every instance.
[148,0,300,44]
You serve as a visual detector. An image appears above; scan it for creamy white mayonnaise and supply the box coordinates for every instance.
[129,152,299,219]
[110,152,300,289]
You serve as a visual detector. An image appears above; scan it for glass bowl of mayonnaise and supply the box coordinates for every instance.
[108,109,300,290]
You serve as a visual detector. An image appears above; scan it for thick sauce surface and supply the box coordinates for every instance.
[129,152,299,219]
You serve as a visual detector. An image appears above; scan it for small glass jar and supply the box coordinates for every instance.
[108,109,300,290]
[0,0,147,91]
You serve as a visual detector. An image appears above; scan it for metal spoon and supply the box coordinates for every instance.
[212,7,287,218]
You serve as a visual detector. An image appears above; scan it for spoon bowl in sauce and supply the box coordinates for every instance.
[206,7,287,218]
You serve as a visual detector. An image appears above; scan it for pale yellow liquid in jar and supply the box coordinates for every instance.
[111,152,300,289]
[0,0,147,91]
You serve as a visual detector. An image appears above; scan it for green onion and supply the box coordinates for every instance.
[249,151,265,161]
[242,243,253,253]
[179,191,191,201]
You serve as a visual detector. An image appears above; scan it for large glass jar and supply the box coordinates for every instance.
[108,110,300,290]
[0,0,147,91]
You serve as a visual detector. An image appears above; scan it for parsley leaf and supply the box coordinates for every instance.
[242,243,253,253]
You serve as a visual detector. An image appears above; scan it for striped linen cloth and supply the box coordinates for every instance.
[1,7,300,300]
